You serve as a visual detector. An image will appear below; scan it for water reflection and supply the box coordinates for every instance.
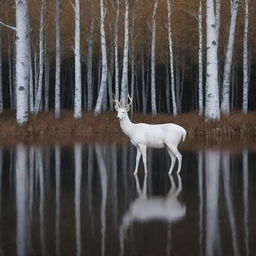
[205,150,220,256]
[16,144,29,256]
[0,143,255,255]
[55,145,61,256]
[119,174,186,255]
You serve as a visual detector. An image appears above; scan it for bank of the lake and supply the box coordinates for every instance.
[0,110,256,147]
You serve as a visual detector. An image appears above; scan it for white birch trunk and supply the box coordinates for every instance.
[16,0,30,124]
[165,57,170,113]
[205,0,220,121]
[74,0,82,118]
[55,0,61,119]
[198,0,203,115]
[167,0,177,115]
[107,44,114,111]
[151,0,158,115]
[141,52,146,114]
[8,45,14,109]
[94,0,108,115]
[44,55,50,111]
[114,0,120,100]
[242,0,249,113]
[34,0,45,115]
[215,0,221,49]
[29,51,34,114]
[34,52,38,94]
[130,10,135,114]
[120,0,129,105]
[221,0,239,114]
[87,18,94,111]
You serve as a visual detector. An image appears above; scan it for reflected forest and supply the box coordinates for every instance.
[0,144,255,255]
[0,0,256,123]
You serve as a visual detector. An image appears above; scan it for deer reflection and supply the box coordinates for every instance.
[120,174,186,254]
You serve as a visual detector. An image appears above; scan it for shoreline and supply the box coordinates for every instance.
[0,110,256,148]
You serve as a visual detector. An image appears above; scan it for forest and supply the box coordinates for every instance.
[0,0,255,124]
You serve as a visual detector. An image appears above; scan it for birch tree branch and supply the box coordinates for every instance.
[68,0,76,11]
[0,21,16,31]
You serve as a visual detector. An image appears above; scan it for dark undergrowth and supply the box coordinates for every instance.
[0,110,256,148]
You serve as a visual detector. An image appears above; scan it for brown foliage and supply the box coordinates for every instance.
[0,0,255,65]
[1,111,256,148]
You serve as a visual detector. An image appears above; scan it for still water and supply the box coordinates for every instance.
[0,142,255,256]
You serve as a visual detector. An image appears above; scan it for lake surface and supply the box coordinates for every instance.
[0,142,255,256]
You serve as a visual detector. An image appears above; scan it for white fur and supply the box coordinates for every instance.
[116,106,186,175]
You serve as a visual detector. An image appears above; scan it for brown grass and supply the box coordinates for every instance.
[0,110,256,147]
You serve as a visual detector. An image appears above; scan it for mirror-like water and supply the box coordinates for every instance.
[0,143,255,256]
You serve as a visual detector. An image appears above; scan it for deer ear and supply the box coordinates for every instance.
[115,105,119,111]
[126,106,130,112]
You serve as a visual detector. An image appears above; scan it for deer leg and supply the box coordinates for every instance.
[168,174,176,196]
[139,145,148,174]
[133,147,142,175]
[166,147,176,175]
[167,145,182,174]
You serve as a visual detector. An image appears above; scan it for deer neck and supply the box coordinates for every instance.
[120,113,134,137]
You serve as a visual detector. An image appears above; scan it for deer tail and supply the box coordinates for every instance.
[181,128,187,142]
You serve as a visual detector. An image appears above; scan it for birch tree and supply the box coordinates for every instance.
[16,0,30,124]
[204,0,220,121]
[94,0,108,115]
[198,0,203,115]
[29,50,34,114]
[55,0,61,119]
[114,0,120,100]
[73,0,82,119]
[167,0,177,115]
[151,0,158,115]
[221,0,240,114]
[86,17,94,111]
[120,0,129,105]
[44,55,50,111]
[34,0,46,115]
[215,0,221,49]
[242,0,249,113]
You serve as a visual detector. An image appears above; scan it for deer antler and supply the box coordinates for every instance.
[127,95,133,108]
[113,96,121,108]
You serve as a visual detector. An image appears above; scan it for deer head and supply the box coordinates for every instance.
[114,96,133,120]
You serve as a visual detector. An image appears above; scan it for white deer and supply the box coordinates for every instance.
[114,97,186,175]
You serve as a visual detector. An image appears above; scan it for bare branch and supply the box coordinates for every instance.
[68,0,75,11]
[183,10,199,22]
[0,21,16,31]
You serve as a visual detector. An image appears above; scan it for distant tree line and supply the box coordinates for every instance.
[0,0,255,123]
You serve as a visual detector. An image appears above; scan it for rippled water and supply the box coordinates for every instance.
[0,143,255,256]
